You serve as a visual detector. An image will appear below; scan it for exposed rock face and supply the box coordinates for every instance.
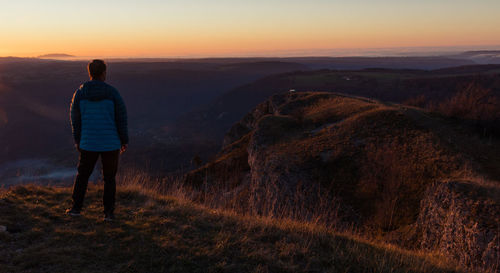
[417,181,500,272]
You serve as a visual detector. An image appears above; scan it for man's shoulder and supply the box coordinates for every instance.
[77,81,93,93]
[77,82,86,92]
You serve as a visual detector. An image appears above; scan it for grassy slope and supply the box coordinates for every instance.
[0,185,465,273]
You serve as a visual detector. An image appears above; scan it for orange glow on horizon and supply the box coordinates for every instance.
[1,0,500,58]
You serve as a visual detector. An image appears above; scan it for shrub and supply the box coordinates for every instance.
[433,84,499,123]
[405,84,500,136]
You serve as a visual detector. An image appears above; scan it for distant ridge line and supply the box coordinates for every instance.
[37,53,75,58]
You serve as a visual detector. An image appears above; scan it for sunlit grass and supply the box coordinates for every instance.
[0,185,466,273]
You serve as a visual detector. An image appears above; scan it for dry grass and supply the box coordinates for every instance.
[0,184,466,273]
[433,84,499,123]
[302,96,379,125]
[405,84,500,135]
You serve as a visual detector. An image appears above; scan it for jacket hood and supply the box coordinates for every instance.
[79,81,112,101]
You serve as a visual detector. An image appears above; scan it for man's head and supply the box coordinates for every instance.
[87,59,107,81]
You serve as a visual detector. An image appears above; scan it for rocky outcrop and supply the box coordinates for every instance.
[184,91,499,272]
[417,181,499,272]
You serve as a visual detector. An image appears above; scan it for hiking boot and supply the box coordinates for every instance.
[66,208,81,216]
[104,212,115,222]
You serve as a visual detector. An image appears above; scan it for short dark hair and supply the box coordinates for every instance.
[87,59,106,78]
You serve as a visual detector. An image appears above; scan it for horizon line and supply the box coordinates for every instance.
[3,45,500,61]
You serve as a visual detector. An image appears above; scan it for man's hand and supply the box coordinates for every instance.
[120,144,128,154]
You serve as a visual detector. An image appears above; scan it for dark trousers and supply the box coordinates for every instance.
[71,149,120,213]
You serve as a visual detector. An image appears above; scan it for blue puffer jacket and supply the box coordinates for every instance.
[70,80,128,152]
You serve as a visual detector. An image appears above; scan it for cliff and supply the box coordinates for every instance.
[184,91,500,272]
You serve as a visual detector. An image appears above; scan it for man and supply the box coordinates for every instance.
[66,59,128,221]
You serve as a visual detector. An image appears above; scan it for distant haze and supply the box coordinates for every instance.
[1,0,500,58]
[29,46,500,60]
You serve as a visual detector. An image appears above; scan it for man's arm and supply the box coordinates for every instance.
[70,89,81,147]
[113,90,129,146]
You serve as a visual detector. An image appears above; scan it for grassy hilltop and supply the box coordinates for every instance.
[0,185,464,273]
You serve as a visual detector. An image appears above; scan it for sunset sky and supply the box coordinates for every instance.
[1,0,499,58]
